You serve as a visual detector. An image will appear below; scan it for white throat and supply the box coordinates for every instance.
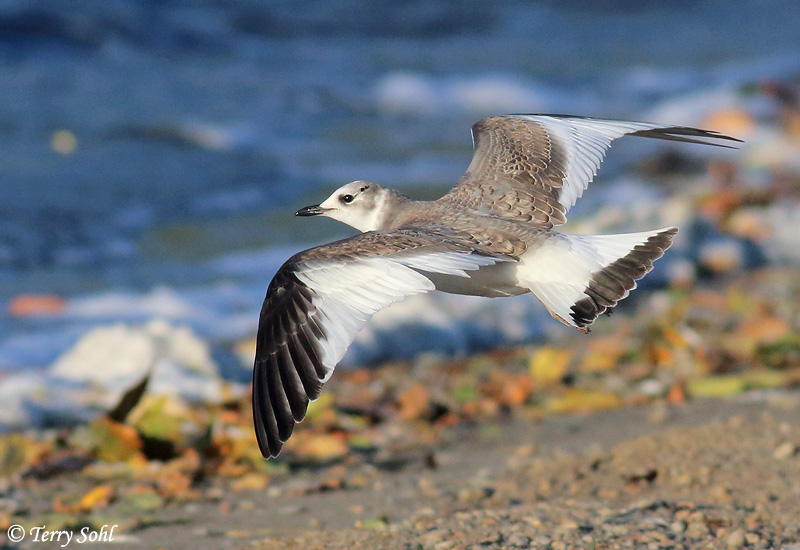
[354,191,390,232]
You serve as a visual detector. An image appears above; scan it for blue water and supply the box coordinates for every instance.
[1,0,799,369]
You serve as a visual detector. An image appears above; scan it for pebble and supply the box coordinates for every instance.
[773,441,797,460]
[506,533,531,548]
[433,541,458,550]
[686,522,709,538]
[670,521,687,533]
[744,532,760,545]
[726,529,745,548]
[419,529,449,546]
[558,520,579,531]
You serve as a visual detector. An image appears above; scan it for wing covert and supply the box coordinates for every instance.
[443,114,741,228]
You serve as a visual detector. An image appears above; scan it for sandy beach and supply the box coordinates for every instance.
[251,397,800,550]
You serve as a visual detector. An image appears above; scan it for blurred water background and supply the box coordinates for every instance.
[2,0,800,427]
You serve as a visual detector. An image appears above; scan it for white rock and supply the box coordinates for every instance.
[50,319,222,409]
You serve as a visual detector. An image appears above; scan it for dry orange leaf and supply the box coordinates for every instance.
[232,473,269,492]
[667,384,686,404]
[737,316,790,344]
[154,470,198,500]
[396,383,430,419]
[546,389,622,414]
[663,328,688,350]
[290,432,348,461]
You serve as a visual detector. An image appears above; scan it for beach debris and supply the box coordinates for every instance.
[7,294,66,317]
[50,319,224,408]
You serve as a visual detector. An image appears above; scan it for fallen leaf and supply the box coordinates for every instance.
[396,383,430,420]
[756,337,800,370]
[667,384,686,404]
[546,389,622,413]
[131,396,185,443]
[79,484,114,511]
[128,491,165,510]
[289,433,348,462]
[154,470,197,500]
[741,369,788,389]
[0,433,32,478]
[529,347,571,385]
[53,484,114,513]
[304,393,334,421]
[357,517,388,530]
[483,372,532,407]
[87,417,143,463]
[452,382,479,405]
[582,338,627,373]
[232,473,269,492]
[686,375,746,398]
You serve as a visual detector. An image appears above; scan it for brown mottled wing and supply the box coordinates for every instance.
[253,228,506,458]
[443,114,741,228]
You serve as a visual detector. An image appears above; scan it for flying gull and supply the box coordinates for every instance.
[253,114,739,458]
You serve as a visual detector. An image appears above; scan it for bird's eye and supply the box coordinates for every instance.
[341,194,354,204]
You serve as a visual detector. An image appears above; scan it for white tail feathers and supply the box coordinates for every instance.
[517,227,678,331]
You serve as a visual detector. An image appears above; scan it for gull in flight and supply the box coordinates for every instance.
[253,114,739,458]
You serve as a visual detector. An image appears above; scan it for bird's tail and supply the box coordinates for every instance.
[517,227,678,332]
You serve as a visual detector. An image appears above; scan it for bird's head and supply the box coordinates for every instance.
[295,180,396,232]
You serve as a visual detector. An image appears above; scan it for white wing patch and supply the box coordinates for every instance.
[517,116,673,212]
[295,252,500,382]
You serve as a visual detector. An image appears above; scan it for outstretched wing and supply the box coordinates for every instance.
[253,228,507,458]
[442,114,741,228]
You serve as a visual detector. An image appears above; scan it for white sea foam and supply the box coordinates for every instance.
[374,72,586,116]
[66,286,198,319]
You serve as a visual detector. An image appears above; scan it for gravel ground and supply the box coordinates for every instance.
[249,395,800,550]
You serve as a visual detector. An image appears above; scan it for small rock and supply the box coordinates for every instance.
[507,533,531,548]
[773,441,798,460]
[686,522,709,538]
[558,520,579,531]
[419,529,448,546]
[744,532,760,545]
[726,529,745,548]
[670,521,687,533]
[478,533,502,546]
[433,541,458,550]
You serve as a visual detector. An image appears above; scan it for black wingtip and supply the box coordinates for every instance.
[629,127,743,149]
[253,363,285,458]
